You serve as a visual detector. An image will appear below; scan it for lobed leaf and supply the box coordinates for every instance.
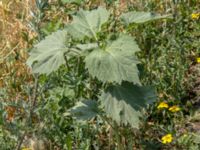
[27,30,69,75]
[120,11,172,25]
[100,82,156,128]
[66,7,110,40]
[69,100,98,121]
[85,35,141,84]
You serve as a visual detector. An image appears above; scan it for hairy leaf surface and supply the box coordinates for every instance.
[67,7,110,40]
[76,43,98,51]
[100,82,156,128]
[69,100,98,121]
[27,30,68,75]
[85,35,140,84]
[120,11,172,25]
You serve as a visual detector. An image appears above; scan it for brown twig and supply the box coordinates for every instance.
[15,76,39,150]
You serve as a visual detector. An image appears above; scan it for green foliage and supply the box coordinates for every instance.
[100,82,156,128]
[24,4,180,136]
[27,6,164,128]
[2,0,199,149]
[27,30,69,74]
[177,133,200,150]
[85,35,140,84]
[69,100,98,121]
[61,0,83,5]
[120,11,172,25]
[66,7,110,40]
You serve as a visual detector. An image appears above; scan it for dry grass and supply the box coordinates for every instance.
[0,0,36,100]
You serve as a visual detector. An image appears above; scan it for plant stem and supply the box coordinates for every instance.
[100,115,123,150]
[16,132,26,150]
[15,76,39,150]
[114,123,123,150]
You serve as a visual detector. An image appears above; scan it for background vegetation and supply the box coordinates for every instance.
[0,0,199,149]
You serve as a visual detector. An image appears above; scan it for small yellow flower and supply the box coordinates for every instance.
[168,105,180,112]
[161,134,173,144]
[157,102,169,109]
[191,13,200,20]
[197,57,200,63]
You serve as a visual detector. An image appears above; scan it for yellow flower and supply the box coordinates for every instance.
[161,134,173,144]
[191,13,200,20]
[197,57,200,63]
[168,105,180,112]
[157,102,169,109]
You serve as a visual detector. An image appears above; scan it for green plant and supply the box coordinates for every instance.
[26,5,172,145]
[26,6,172,149]
[1,0,199,149]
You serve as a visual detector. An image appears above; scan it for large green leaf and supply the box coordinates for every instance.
[85,35,141,84]
[66,7,110,40]
[100,82,156,128]
[69,100,98,121]
[27,30,69,75]
[120,11,172,25]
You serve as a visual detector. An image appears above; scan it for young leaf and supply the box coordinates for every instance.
[27,30,69,75]
[76,43,99,56]
[69,100,98,121]
[76,43,98,51]
[66,7,110,40]
[120,11,172,25]
[85,35,141,84]
[100,82,156,128]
